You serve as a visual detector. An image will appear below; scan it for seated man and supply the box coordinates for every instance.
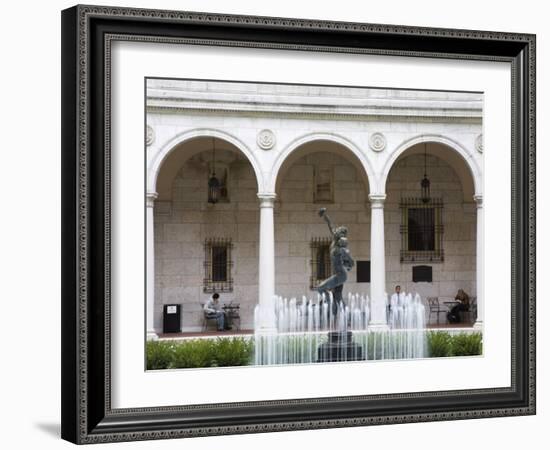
[203,293,231,331]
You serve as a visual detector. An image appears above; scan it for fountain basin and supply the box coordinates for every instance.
[317,331,364,363]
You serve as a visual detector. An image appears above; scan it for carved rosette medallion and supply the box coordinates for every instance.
[369,132,386,152]
[475,134,483,153]
[146,125,155,146]
[257,129,276,150]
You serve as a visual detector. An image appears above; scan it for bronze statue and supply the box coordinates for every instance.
[317,208,355,316]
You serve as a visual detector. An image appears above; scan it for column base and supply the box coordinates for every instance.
[147,331,159,341]
[473,321,483,331]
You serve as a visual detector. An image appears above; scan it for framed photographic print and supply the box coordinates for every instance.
[61,4,536,444]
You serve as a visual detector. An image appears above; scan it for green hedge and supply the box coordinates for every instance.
[146,340,174,370]
[427,331,453,357]
[146,337,254,370]
[427,331,483,357]
[147,332,482,369]
[451,332,483,356]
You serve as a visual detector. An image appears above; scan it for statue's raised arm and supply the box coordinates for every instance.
[318,208,335,236]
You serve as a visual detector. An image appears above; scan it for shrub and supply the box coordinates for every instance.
[147,338,255,370]
[211,337,254,367]
[426,331,483,358]
[451,332,483,356]
[146,341,174,370]
[427,331,452,357]
[172,339,215,369]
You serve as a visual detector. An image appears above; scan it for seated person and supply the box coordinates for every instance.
[447,289,470,323]
[203,293,231,331]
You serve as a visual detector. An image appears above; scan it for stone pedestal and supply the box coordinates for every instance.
[317,331,364,363]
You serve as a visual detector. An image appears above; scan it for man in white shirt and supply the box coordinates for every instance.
[203,293,229,331]
[389,285,405,327]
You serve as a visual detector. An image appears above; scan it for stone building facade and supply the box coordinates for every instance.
[146,79,483,334]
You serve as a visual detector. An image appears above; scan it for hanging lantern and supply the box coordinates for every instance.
[421,175,431,203]
[208,138,220,204]
[420,143,431,203]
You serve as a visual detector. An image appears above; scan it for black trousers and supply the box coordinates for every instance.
[447,304,467,323]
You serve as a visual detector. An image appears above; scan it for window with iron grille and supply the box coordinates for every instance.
[400,198,444,262]
[310,237,332,289]
[203,238,233,293]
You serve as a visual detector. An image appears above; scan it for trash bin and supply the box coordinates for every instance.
[163,304,181,333]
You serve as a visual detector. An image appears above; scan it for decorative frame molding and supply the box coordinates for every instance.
[61,5,535,444]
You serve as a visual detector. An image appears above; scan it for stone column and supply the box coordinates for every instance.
[257,193,277,332]
[474,195,484,330]
[369,194,389,328]
[146,192,158,339]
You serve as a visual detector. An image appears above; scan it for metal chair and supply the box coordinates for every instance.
[427,297,448,325]
[459,296,477,324]
[224,303,241,331]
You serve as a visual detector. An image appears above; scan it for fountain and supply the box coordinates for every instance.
[253,208,427,366]
[254,291,426,365]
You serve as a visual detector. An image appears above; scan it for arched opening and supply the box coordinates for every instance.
[273,139,372,300]
[153,136,260,200]
[381,136,480,201]
[152,136,260,332]
[383,141,478,312]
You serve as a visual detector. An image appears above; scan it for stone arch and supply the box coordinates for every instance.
[148,128,264,196]
[270,132,376,194]
[380,134,481,201]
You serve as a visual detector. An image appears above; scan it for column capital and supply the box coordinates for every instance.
[257,192,277,208]
[146,192,158,208]
[473,194,483,207]
[368,193,386,208]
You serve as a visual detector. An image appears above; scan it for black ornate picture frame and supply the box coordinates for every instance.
[61,4,536,444]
